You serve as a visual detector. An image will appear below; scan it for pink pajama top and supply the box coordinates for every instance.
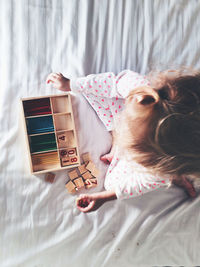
[70,70,171,199]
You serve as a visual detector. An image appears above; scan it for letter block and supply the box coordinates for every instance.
[78,164,87,174]
[74,177,85,189]
[68,169,79,180]
[65,180,77,193]
[82,153,91,164]
[82,171,93,180]
[45,172,55,183]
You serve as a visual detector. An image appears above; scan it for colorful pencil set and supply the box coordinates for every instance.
[23,98,51,116]
[26,116,54,135]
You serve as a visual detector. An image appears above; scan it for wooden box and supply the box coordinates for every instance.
[21,93,80,174]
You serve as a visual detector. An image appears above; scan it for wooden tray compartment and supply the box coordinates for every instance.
[59,147,79,167]
[23,97,51,117]
[56,130,76,149]
[29,133,57,153]
[31,151,60,172]
[51,96,71,113]
[54,114,73,131]
[26,115,54,135]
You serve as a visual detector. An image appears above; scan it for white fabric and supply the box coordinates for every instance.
[1,1,200,266]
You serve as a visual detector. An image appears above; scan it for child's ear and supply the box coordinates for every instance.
[135,94,157,105]
[134,87,159,106]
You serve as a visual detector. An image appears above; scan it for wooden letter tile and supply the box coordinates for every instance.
[82,171,93,180]
[85,161,96,172]
[78,164,87,174]
[65,180,77,193]
[82,153,91,164]
[67,148,77,157]
[68,169,79,180]
[61,157,71,166]
[90,168,100,178]
[73,177,85,189]
[85,161,100,177]
[90,178,98,186]
[84,179,93,189]
[57,133,68,146]
[60,149,68,158]
[69,156,79,164]
[45,172,55,183]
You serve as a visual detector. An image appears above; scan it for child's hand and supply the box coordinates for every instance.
[46,72,71,91]
[76,194,97,213]
[76,191,117,213]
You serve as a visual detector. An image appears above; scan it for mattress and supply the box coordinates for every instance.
[1,0,200,266]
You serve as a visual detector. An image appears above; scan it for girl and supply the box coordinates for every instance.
[46,69,199,212]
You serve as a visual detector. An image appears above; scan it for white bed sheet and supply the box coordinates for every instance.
[1,0,200,266]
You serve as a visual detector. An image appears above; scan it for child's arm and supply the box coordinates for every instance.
[114,173,171,200]
[76,176,197,213]
[114,173,197,200]
[76,190,117,213]
[46,70,150,99]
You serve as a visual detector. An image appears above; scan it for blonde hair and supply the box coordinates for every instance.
[115,68,200,178]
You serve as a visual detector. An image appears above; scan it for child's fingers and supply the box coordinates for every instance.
[56,72,63,76]
[76,196,89,207]
[77,199,96,213]
[77,193,94,200]
[76,194,90,205]
[52,73,65,80]
[76,194,96,212]
[46,73,56,84]
[52,73,61,79]
[182,176,196,198]
[46,73,60,84]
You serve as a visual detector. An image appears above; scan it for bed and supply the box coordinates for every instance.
[1,0,200,266]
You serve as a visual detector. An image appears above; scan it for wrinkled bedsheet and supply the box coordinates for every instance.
[1,0,200,266]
